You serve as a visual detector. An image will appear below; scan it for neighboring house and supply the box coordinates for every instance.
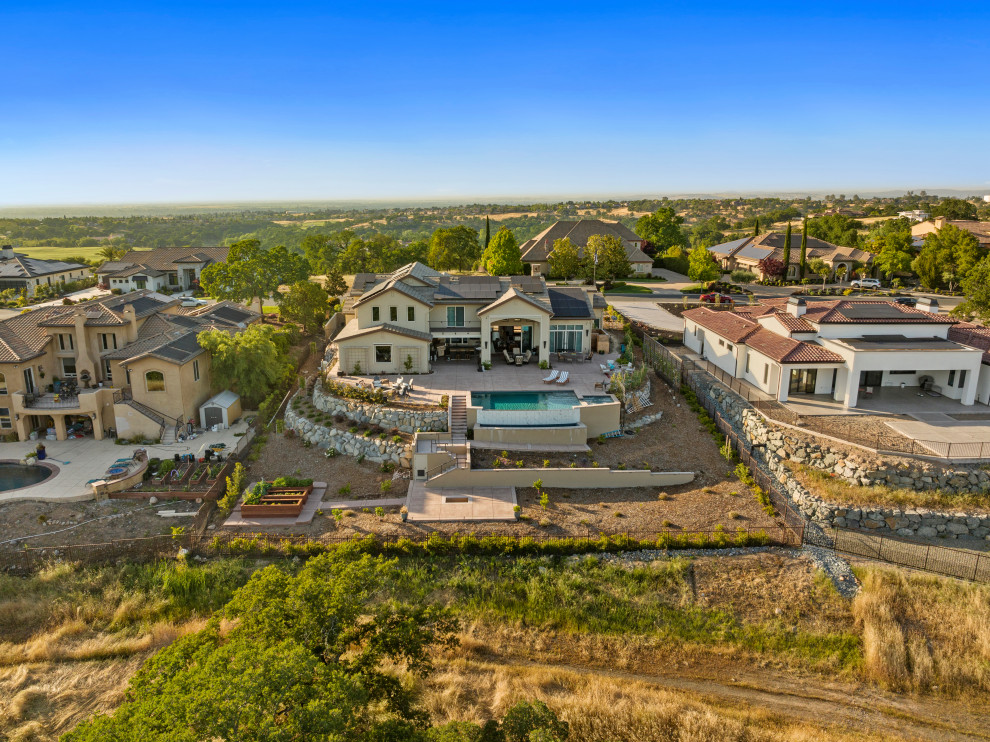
[708,232,873,281]
[682,297,984,408]
[97,246,230,292]
[519,219,653,276]
[911,216,990,249]
[0,245,90,297]
[336,262,605,374]
[0,290,258,442]
[897,210,929,222]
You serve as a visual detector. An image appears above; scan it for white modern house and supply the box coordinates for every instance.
[682,298,985,408]
[97,247,230,292]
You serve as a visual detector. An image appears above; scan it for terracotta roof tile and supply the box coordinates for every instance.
[682,307,759,343]
[746,328,844,364]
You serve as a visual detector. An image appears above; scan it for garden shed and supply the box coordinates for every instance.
[199,390,241,430]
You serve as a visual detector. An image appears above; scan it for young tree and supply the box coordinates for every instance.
[321,267,348,299]
[483,226,523,275]
[688,244,721,283]
[197,324,294,406]
[547,237,581,279]
[277,280,331,334]
[757,256,784,280]
[200,240,310,317]
[799,218,808,279]
[583,234,632,284]
[808,257,830,289]
[781,222,792,279]
[634,207,688,254]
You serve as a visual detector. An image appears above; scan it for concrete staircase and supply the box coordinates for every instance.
[448,394,467,444]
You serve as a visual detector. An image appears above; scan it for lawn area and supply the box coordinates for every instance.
[14,246,151,262]
[603,282,655,294]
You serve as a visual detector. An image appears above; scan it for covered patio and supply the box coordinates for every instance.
[781,385,983,418]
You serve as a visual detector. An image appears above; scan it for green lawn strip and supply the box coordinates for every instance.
[391,555,862,671]
[603,282,655,294]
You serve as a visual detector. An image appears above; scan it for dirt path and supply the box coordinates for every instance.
[500,657,990,741]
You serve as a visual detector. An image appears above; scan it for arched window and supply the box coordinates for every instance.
[0,372,6,394]
[145,370,165,392]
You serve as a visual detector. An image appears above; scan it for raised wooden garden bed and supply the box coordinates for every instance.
[240,485,314,518]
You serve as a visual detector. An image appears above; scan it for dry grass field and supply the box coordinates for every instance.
[2,551,990,740]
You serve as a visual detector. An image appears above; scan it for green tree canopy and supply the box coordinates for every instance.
[301,230,354,274]
[807,257,830,289]
[866,220,914,280]
[635,207,688,254]
[806,214,864,247]
[64,548,460,742]
[483,226,523,275]
[687,244,721,283]
[930,198,978,221]
[582,234,631,284]
[200,240,310,316]
[276,280,331,334]
[912,224,983,290]
[689,216,730,249]
[956,256,990,323]
[197,323,295,406]
[428,226,482,272]
[547,237,581,279]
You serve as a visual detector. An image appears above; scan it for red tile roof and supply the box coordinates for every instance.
[799,300,957,324]
[948,324,990,365]
[682,307,759,343]
[768,312,816,332]
[745,328,844,364]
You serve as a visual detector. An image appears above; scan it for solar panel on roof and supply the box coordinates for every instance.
[548,289,591,318]
[836,304,913,320]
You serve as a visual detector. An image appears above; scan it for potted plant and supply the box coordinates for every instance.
[400,505,408,522]
[513,504,521,521]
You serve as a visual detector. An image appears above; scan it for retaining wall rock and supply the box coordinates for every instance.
[285,403,414,468]
[702,381,990,540]
[312,379,447,434]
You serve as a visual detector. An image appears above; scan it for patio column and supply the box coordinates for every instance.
[961,360,980,406]
[53,414,68,441]
[480,316,491,366]
[776,366,789,403]
[842,363,860,408]
[538,319,550,366]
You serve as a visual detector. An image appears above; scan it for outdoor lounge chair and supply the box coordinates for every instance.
[556,371,570,385]
[542,369,559,383]
[503,349,513,365]
[523,350,532,364]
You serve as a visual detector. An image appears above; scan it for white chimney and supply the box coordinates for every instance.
[786,297,807,317]
[0,245,14,259]
[916,297,939,314]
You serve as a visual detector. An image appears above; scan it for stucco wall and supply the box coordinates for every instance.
[471,424,589,446]
[336,331,430,374]
[431,466,694,489]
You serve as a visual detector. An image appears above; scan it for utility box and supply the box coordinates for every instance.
[199,390,241,430]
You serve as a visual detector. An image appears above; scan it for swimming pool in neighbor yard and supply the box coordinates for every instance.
[471,391,580,411]
[0,461,55,492]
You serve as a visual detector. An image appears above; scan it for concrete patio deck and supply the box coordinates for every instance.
[405,480,517,522]
[0,418,253,503]
[783,387,977,418]
[333,348,623,405]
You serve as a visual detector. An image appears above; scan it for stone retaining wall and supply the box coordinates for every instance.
[312,379,447,434]
[285,404,414,468]
[702,381,990,541]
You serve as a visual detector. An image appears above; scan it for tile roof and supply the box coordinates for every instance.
[708,232,873,266]
[745,328,844,364]
[682,307,759,343]
[354,278,436,308]
[477,287,553,316]
[334,320,432,343]
[948,324,990,364]
[0,252,87,279]
[768,312,816,332]
[115,247,229,271]
[800,300,956,324]
[519,219,651,264]
[547,287,592,318]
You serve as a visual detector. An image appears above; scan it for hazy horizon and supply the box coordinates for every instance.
[3,1,989,205]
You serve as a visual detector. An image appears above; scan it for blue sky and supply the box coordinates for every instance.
[2,1,989,205]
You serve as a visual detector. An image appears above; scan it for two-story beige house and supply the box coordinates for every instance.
[519,219,653,277]
[335,263,606,374]
[0,291,258,442]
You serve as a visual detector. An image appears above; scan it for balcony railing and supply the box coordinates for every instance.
[20,388,102,409]
[429,322,482,332]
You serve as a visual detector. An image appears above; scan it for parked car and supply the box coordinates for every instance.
[180,297,209,308]
[850,278,881,289]
[700,292,735,305]
[894,297,917,307]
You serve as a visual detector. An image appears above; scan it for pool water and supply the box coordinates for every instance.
[0,462,53,492]
[581,395,615,405]
[472,391,580,410]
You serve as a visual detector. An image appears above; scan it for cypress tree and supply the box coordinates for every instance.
[781,222,792,281]
[799,218,808,279]
[484,216,491,251]
[752,218,760,237]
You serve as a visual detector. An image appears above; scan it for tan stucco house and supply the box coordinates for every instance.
[911,216,990,249]
[97,246,230,292]
[708,232,873,281]
[335,263,606,374]
[0,291,258,442]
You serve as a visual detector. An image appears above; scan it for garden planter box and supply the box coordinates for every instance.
[240,485,313,518]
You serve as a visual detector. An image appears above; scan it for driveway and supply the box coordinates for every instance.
[608,299,683,333]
